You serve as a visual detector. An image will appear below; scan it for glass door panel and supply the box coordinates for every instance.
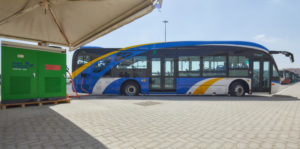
[151,58,161,76]
[151,78,161,89]
[165,58,174,76]
[253,61,260,91]
[151,58,161,89]
[252,60,271,92]
[165,58,175,89]
[263,61,270,90]
[150,57,176,91]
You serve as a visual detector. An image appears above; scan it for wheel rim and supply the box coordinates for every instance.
[234,85,244,96]
[125,85,137,96]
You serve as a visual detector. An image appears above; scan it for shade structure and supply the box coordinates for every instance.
[0,0,158,51]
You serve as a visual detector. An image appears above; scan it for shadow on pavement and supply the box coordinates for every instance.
[71,94,299,101]
[0,105,107,149]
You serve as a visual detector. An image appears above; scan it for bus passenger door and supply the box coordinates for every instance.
[251,59,271,92]
[150,57,176,93]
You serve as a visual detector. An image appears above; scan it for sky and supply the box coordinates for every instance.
[1,0,300,72]
[87,0,300,70]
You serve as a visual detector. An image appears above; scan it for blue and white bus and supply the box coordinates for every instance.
[72,41,294,96]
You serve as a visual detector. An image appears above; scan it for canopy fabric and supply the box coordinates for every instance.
[0,0,156,51]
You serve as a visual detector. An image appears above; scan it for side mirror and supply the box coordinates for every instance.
[270,51,294,63]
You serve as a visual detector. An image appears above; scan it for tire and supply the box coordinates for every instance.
[229,82,245,96]
[122,81,140,96]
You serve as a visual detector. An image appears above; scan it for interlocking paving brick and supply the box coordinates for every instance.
[0,96,300,149]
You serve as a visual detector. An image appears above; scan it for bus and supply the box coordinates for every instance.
[71,41,294,96]
[279,70,299,84]
[290,72,299,83]
[279,70,292,84]
[297,74,300,82]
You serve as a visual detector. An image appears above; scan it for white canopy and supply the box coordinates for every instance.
[0,0,158,51]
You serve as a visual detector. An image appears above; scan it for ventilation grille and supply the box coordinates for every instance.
[10,76,31,95]
[45,77,61,93]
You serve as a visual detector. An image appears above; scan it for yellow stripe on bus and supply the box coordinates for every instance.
[193,78,224,95]
[72,42,163,79]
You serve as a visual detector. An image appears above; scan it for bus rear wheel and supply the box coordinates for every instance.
[122,81,140,96]
[229,82,245,96]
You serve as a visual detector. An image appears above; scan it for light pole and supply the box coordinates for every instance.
[163,20,168,42]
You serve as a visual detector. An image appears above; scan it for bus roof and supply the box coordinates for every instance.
[80,46,103,49]
[78,41,269,53]
[137,41,269,52]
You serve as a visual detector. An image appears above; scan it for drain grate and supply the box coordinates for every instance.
[135,101,161,106]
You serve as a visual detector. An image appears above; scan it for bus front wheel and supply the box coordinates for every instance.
[122,81,140,96]
[229,82,245,96]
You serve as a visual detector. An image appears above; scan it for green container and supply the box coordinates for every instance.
[1,41,66,104]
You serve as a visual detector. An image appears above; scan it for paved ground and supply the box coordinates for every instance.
[275,82,300,99]
[1,95,300,149]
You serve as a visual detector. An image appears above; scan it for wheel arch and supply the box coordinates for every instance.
[120,79,141,95]
[228,79,250,94]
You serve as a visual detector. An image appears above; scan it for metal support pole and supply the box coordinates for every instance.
[163,20,168,42]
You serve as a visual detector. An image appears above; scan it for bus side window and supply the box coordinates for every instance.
[178,56,200,77]
[116,56,147,69]
[77,55,90,65]
[114,56,147,77]
[93,57,111,73]
[285,72,290,79]
[116,58,134,69]
[203,56,226,77]
[228,56,249,77]
[133,56,147,69]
